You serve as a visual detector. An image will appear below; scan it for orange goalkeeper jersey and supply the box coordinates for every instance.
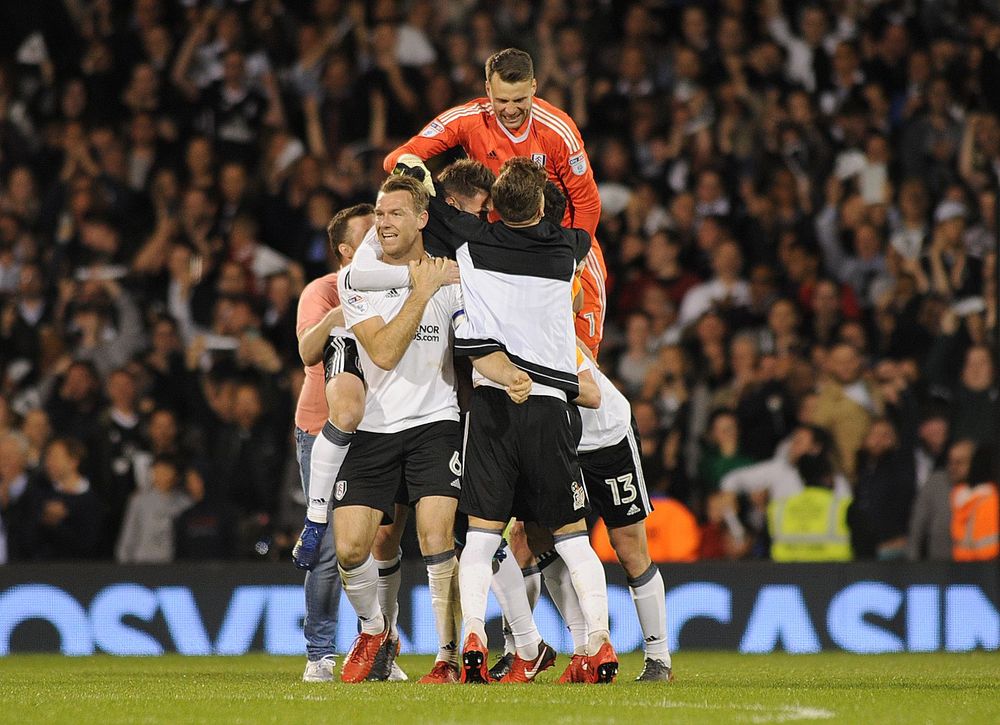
[385,97,608,353]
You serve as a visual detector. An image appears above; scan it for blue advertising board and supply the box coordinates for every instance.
[1,562,996,655]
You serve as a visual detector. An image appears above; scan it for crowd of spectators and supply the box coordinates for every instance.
[1,0,999,564]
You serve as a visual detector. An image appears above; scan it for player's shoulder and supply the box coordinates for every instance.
[433,98,492,127]
[533,97,584,153]
[302,272,340,300]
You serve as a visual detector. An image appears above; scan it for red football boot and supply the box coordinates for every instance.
[498,641,556,683]
[418,660,460,683]
[340,622,391,683]
[460,633,490,684]
[556,654,588,683]
[582,641,618,684]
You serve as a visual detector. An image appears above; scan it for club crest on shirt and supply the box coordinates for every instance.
[421,120,445,137]
[569,152,587,176]
[346,293,368,313]
[334,480,347,501]
[571,480,586,510]
[531,153,547,168]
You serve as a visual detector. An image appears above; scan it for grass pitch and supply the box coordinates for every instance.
[1,652,998,724]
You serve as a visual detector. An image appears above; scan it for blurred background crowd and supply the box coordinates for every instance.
[1,0,999,565]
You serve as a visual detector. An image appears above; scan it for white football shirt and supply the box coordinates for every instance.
[339,266,463,434]
[578,355,632,452]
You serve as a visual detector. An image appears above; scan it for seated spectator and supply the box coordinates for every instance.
[696,409,753,506]
[64,277,146,379]
[848,417,917,560]
[22,438,102,559]
[768,452,852,562]
[0,432,32,563]
[721,424,850,502]
[949,345,998,448]
[950,446,999,561]
[614,311,657,397]
[925,200,982,303]
[44,360,104,469]
[813,342,883,479]
[908,439,973,562]
[115,456,194,564]
[677,240,750,329]
[20,409,52,474]
[911,408,951,492]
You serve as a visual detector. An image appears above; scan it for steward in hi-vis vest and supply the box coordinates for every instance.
[768,452,852,562]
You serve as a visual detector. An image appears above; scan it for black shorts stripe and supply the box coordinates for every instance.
[323,335,365,385]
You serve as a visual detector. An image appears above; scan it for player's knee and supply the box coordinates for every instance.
[329,404,362,433]
[609,527,651,578]
[335,539,370,569]
[372,530,402,560]
[417,526,452,557]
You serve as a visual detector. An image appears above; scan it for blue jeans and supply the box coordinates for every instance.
[295,427,341,661]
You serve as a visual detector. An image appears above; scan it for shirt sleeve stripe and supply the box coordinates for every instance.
[533,106,581,153]
[436,104,484,126]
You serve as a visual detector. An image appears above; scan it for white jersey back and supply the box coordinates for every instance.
[339,269,462,434]
[578,355,633,452]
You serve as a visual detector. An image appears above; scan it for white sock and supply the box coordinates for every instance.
[307,422,353,523]
[375,551,401,637]
[522,565,541,610]
[501,563,541,656]
[630,564,671,665]
[553,533,610,655]
[459,529,502,646]
[339,555,384,635]
[539,551,588,654]
[501,618,516,655]
[490,548,541,660]
[426,550,460,665]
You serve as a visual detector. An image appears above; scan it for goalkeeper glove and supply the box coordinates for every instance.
[392,153,436,197]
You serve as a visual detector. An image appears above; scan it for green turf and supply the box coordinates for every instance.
[1,652,998,724]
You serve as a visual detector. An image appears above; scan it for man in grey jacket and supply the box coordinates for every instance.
[907,439,973,561]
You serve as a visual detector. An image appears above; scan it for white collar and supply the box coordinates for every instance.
[493,107,533,144]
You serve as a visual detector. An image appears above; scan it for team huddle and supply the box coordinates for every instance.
[291,49,672,685]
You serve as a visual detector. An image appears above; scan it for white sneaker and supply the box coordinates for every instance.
[302,654,336,682]
[388,661,408,681]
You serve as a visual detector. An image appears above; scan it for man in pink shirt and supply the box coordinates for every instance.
[293,203,374,682]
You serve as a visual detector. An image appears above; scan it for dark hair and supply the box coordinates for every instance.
[439,159,495,201]
[379,175,430,214]
[968,445,995,485]
[492,157,546,224]
[326,203,375,260]
[797,452,834,488]
[542,181,566,226]
[485,48,534,83]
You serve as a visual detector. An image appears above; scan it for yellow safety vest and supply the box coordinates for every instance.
[768,488,852,562]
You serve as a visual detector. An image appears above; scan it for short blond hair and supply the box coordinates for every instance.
[379,175,429,214]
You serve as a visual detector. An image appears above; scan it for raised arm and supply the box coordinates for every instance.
[383,102,480,172]
[347,228,413,291]
[547,110,601,237]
